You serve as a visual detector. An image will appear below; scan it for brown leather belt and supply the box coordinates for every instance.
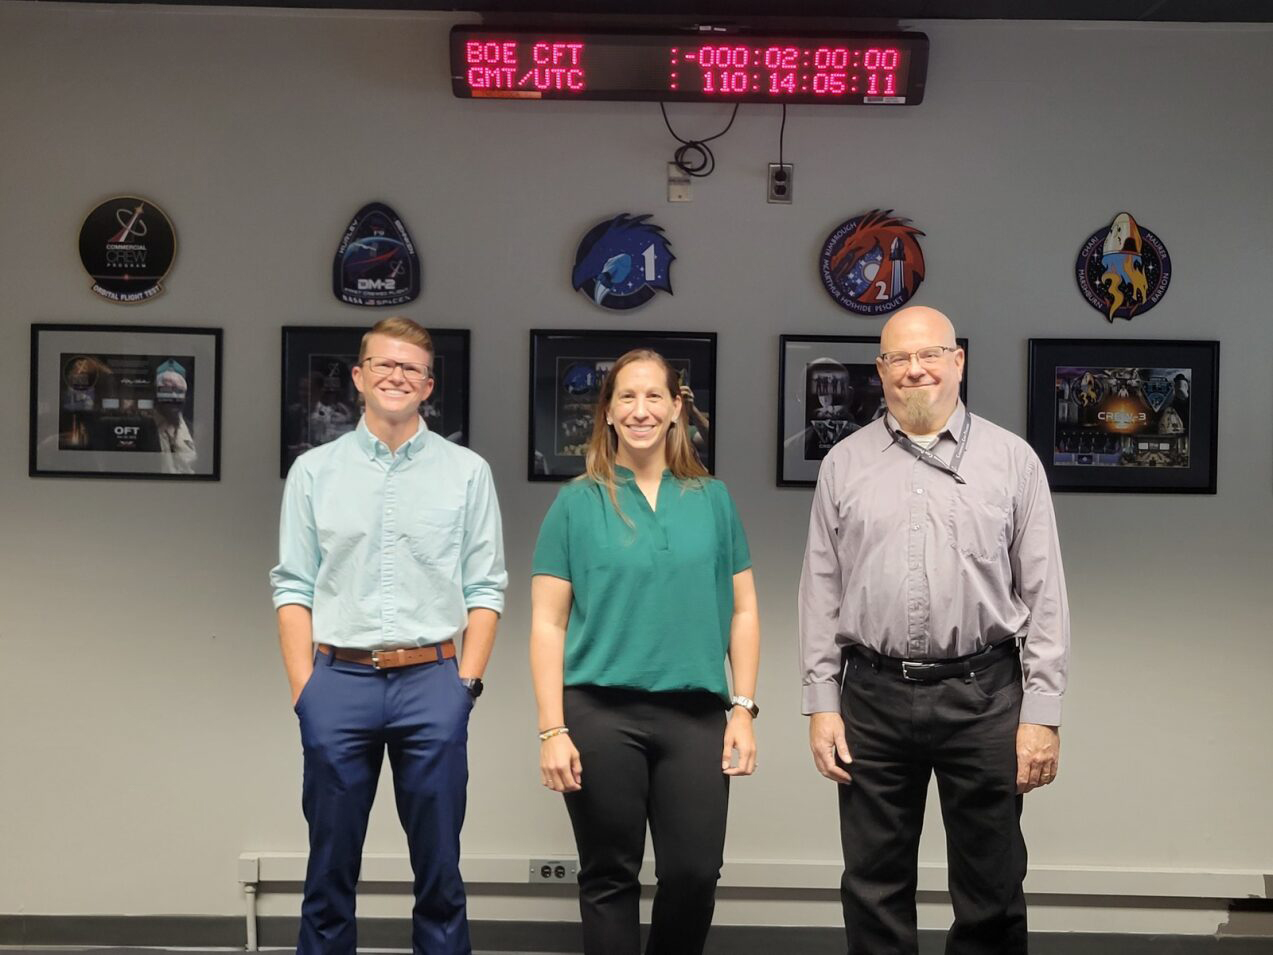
[318,640,455,670]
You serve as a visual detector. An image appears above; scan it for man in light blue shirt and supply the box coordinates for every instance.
[271,316,506,955]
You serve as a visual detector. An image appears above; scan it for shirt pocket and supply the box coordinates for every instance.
[405,506,463,573]
[944,485,1010,563]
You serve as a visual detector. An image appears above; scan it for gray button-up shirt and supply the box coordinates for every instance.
[798,403,1069,725]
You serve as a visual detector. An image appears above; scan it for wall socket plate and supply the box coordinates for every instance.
[767,162,793,204]
[667,162,692,202]
[529,858,578,883]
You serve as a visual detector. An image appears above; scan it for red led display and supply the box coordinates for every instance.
[464,40,587,92]
[671,44,902,98]
[450,29,928,105]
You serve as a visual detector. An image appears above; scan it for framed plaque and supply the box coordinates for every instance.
[529,329,716,481]
[1027,338,1218,493]
[778,334,968,487]
[30,324,221,480]
[280,325,469,477]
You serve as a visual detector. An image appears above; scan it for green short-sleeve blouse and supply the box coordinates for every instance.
[532,468,751,702]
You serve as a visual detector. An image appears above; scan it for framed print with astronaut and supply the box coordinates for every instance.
[778,334,969,487]
[1026,338,1218,493]
[529,329,716,481]
[280,325,470,477]
[29,324,222,480]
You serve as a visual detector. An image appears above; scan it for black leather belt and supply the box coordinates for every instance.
[849,639,1018,683]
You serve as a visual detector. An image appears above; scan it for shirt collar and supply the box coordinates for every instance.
[614,465,672,483]
[354,416,429,461]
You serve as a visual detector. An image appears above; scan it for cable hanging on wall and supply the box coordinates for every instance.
[778,104,787,168]
[660,102,740,178]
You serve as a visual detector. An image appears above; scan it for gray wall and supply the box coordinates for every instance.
[1,1,1271,934]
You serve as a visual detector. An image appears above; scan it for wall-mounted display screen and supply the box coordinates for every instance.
[451,28,929,105]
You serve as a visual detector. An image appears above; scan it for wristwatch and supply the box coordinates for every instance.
[730,695,759,718]
[460,677,484,699]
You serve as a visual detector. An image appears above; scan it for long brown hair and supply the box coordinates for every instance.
[580,349,708,517]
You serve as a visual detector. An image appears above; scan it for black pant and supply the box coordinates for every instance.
[562,685,729,955]
[838,647,1027,955]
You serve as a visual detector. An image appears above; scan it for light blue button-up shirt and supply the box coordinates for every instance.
[270,418,507,650]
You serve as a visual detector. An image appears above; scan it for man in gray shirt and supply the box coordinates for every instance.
[799,306,1069,955]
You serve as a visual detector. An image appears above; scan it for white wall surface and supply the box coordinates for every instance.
[1,1,1271,934]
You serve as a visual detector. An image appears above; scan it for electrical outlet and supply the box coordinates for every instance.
[529,858,578,883]
[767,162,793,204]
[668,162,691,202]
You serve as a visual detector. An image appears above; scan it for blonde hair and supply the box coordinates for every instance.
[358,316,434,363]
[580,349,708,518]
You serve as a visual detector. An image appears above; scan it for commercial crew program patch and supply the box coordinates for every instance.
[79,196,176,304]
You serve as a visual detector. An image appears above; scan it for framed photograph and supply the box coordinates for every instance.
[280,326,470,477]
[778,334,969,487]
[529,329,716,481]
[1027,338,1219,493]
[29,323,222,480]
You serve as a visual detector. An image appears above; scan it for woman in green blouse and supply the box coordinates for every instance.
[530,348,760,955]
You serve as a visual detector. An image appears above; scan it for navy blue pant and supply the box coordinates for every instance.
[294,648,474,955]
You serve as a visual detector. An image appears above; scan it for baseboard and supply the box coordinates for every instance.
[0,915,236,947]
[2,915,1271,952]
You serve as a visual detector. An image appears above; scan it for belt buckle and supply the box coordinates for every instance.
[370,650,384,670]
[901,661,935,682]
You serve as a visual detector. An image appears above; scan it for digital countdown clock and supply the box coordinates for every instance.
[450,28,929,105]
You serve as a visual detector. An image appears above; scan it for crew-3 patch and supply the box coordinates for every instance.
[1075,212,1170,322]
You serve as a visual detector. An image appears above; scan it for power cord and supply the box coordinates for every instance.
[660,102,740,178]
[779,103,787,168]
[768,103,793,199]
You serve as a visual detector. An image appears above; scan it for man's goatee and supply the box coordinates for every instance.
[901,391,934,433]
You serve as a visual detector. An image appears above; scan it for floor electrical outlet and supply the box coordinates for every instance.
[767,162,793,204]
[529,858,578,883]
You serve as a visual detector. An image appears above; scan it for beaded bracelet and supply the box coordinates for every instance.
[538,726,570,741]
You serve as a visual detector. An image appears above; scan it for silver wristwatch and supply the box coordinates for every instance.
[730,695,759,718]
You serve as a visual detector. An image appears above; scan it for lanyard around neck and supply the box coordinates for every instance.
[886,411,971,484]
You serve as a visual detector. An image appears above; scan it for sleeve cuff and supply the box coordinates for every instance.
[272,592,314,610]
[464,595,505,615]
[1020,691,1062,727]
[801,681,842,715]
[530,565,571,580]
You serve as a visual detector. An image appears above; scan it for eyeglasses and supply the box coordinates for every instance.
[877,346,959,369]
[362,357,431,381]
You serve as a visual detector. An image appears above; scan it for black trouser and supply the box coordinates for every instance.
[562,685,729,955]
[838,646,1027,955]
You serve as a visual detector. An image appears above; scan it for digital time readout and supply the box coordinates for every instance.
[450,28,928,106]
[671,44,903,98]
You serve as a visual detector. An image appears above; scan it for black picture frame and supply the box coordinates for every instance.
[777,334,969,487]
[529,329,717,481]
[1026,338,1219,494]
[29,323,222,480]
[280,325,470,478]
